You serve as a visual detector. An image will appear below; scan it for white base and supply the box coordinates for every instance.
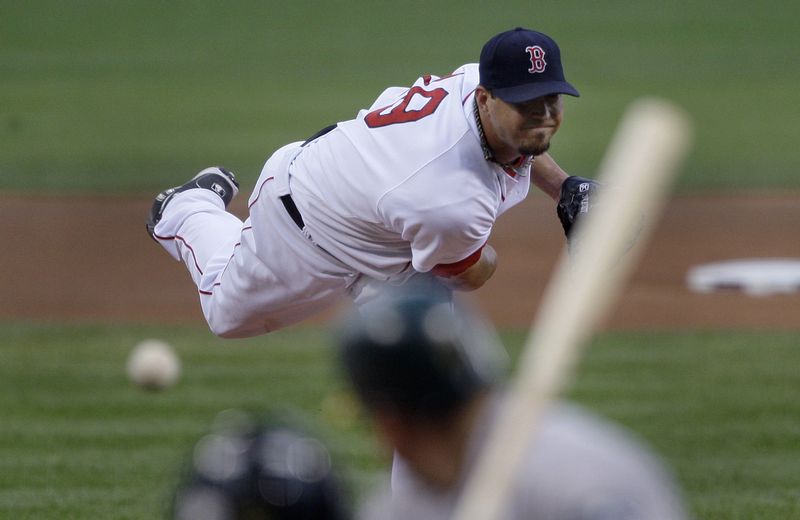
[687,258,800,296]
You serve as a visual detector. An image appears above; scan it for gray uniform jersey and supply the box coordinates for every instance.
[358,399,688,520]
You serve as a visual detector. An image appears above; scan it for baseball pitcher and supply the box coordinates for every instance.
[146,27,598,337]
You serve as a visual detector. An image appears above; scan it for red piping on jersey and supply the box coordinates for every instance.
[431,244,485,277]
[153,234,204,274]
[424,72,464,86]
[513,156,529,167]
[248,176,275,209]
[503,155,534,178]
[198,231,248,296]
[463,88,477,105]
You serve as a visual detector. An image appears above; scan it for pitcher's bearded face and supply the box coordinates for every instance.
[489,94,563,157]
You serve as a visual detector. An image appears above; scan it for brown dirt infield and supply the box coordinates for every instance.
[2,192,799,330]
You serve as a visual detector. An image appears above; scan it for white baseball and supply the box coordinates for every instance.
[126,339,181,391]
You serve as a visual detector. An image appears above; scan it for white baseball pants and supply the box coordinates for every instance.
[152,143,359,337]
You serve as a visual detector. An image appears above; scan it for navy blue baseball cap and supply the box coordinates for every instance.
[479,27,580,103]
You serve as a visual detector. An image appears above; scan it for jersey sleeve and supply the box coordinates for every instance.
[431,245,485,277]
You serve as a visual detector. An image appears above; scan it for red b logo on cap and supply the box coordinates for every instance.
[526,46,547,73]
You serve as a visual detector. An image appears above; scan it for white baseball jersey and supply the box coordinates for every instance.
[153,64,533,336]
[289,63,531,280]
[358,401,689,520]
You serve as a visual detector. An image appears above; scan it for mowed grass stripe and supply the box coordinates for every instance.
[563,331,800,520]
[2,0,798,192]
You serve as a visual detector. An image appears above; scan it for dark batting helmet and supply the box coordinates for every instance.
[337,284,508,418]
[171,409,350,520]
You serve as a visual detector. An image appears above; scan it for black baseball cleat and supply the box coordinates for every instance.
[146,166,239,241]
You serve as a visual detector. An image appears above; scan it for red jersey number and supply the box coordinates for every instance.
[365,86,448,128]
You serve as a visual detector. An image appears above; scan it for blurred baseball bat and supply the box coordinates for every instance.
[452,97,693,520]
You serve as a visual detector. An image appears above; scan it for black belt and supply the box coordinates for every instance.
[302,123,337,146]
[281,123,339,230]
[280,194,305,230]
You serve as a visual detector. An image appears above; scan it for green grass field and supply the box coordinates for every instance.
[2,0,798,193]
[2,324,799,519]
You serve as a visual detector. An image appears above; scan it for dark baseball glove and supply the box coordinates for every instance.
[556,176,601,239]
